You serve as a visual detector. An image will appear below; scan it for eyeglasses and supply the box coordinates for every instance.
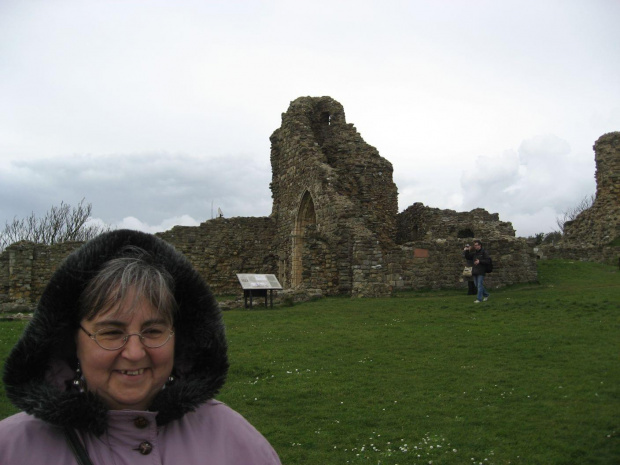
[80,324,174,351]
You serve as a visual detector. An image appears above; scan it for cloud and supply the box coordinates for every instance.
[519,134,571,163]
[508,207,561,237]
[461,149,521,205]
[114,214,201,234]
[0,152,273,230]
[460,134,596,236]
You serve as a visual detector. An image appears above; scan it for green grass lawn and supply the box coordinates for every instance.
[1,260,619,464]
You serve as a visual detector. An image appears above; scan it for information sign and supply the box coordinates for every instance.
[236,274,282,308]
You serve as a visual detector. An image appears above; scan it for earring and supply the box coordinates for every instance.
[73,362,86,394]
[162,374,176,390]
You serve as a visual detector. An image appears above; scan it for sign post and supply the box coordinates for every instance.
[236,274,283,309]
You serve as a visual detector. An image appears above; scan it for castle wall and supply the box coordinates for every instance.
[4,242,33,303]
[0,250,8,298]
[540,132,620,264]
[0,231,539,309]
[269,97,399,295]
[0,241,83,307]
[0,96,551,309]
[156,217,276,295]
[536,244,619,264]
[301,226,340,292]
[563,132,619,246]
[397,203,516,243]
[385,237,537,292]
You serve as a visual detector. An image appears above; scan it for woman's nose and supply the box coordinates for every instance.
[121,334,146,358]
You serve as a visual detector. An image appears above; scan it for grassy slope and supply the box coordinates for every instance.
[1,260,618,464]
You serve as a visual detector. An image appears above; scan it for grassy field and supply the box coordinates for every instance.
[1,260,619,464]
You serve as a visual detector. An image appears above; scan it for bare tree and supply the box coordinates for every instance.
[0,199,112,252]
[556,194,595,234]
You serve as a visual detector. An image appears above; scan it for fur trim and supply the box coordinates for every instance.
[2,230,229,435]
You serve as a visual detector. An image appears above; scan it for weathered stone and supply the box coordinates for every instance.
[540,131,620,263]
[0,96,547,305]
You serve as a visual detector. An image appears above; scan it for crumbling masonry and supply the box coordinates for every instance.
[18,96,617,308]
[539,131,620,262]
[158,97,538,298]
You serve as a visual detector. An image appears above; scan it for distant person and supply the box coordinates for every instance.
[0,229,281,465]
[462,243,477,295]
[464,239,491,303]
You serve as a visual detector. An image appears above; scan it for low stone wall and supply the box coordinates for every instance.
[0,217,277,310]
[396,203,516,244]
[0,240,83,306]
[537,243,620,265]
[0,229,538,310]
[156,216,277,296]
[386,236,537,291]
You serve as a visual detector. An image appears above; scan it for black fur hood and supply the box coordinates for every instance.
[2,229,229,435]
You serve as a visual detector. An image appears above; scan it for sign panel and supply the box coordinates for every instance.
[236,274,283,290]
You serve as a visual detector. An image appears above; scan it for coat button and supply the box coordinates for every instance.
[133,416,149,429]
[136,441,153,455]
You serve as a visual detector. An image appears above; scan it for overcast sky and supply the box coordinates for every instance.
[1,0,619,238]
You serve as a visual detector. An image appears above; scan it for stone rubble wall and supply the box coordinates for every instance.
[300,226,340,294]
[539,131,620,264]
[385,236,536,292]
[0,96,548,309]
[536,244,619,264]
[562,132,619,246]
[0,241,83,308]
[0,229,538,311]
[350,231,393,298]
[270,97,398,243]
[397,203,516,243]
[156,216,277,295]
[0,217,278,310]
[269,97,399,294]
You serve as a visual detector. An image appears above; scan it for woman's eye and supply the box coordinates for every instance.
[97,329,124,339]
[142,327,165,337]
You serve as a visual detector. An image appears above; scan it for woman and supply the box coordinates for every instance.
[0,229,281,464]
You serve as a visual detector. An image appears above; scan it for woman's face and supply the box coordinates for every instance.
[76,293,175,411]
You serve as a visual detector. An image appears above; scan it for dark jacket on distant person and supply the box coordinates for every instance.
[464,247,491,276]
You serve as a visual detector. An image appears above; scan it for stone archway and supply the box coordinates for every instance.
[291,191,316,287]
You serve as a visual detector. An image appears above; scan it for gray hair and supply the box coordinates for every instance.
[78,246,178,324]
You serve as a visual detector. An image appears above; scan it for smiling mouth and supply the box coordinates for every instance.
[119,369,145,376]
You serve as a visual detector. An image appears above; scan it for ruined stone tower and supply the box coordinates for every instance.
[269,96,398,295]
[563,132,620,245]
[538,131,619,263]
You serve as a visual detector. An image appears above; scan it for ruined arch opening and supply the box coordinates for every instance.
[457,228,474,239]
[291,191,317,287]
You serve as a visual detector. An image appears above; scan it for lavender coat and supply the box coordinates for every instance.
[0,401,280,464]
[0,230,281,464]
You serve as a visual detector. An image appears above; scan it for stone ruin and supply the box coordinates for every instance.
[2,96,544,309]
[539,131,620,263]
[157,96,537,299]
